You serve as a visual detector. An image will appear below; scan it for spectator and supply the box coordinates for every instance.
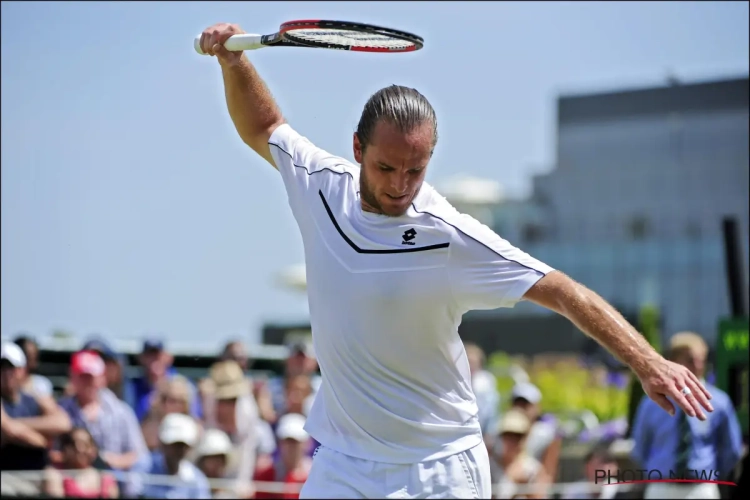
[1,341,71,496]
[568,441,631,499]
[14,335,54,398]
[142,375,199,451]
[510,382,562,480]
[56,350,151,497]
[43,427,119,498]
[129,339,202,422]
[464,342,501,448]
[195,428,235,498]
[267,342,320,417]
[143,413,211,499]
[204,360,260,497]
[631,331,743,500]
[253,413,312,500]
[490,409,549,499]
[283,374,312,417]
[82,337,135,404]
[221,341,276,423]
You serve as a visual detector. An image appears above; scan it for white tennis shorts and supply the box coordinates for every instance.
[299,441,491,499]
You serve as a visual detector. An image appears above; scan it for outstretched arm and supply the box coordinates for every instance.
[200,23,285,167]
[522,271,713,419]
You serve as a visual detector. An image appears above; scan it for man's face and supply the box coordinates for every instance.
[285,350,316,377]
[512,398,539,421]
[163,442,190,464]
[23,343,39,372]
[279,438,305,469]
[140,348,171,381]
[224,344,248,372]
[70,372,104,401]
[0,362,21,399]
[671,347,706,379]
[354,120,434,217]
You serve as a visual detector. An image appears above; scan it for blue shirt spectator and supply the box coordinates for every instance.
[632,382,743,479]
[128,340,202,421]
[632,331,743,485]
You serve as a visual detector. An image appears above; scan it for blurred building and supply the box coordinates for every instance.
[474,76,749,348]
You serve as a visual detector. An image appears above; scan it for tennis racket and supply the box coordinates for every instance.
[194,19,424,55]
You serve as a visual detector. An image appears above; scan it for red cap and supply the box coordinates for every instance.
[70,350,105,377]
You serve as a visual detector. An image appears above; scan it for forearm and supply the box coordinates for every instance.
[17,412,71,438]
[221,56,284,160]
[1,419,48,448]
[555,279,659,375]
[102,450,139,470]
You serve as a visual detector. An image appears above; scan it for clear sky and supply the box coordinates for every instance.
[2,1,748,348]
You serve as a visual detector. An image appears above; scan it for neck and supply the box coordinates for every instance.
[1,390,20,403]
[76,393,98,408]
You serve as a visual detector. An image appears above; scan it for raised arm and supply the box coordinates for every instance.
[200,23,285,167]
[523,271,713,420]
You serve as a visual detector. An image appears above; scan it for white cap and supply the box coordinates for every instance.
[159,413,199,447]
[511,382,542,404]
[276,413,309,442]
[195,428,232,458]
[1,342,26,368]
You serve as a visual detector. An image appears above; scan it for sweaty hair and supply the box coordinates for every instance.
[356,85,438,152]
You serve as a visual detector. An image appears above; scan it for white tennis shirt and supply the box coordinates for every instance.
[269,124,554,464]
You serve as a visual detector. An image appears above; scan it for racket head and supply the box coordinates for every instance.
[276,19,424,52]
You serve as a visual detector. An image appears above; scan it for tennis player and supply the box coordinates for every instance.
[199,23,713,499]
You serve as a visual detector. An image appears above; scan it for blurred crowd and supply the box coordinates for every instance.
[1,332,744,499]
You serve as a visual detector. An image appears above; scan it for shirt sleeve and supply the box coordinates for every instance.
[268,124,350,210]
[448,215,554,312]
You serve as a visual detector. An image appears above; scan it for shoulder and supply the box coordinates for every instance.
[268,124,359,179]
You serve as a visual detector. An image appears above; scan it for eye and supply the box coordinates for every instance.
[409,168,424,175]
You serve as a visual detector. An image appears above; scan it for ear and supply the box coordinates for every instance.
[353,133,363,164]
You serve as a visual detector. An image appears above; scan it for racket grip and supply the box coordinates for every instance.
[194,34,265,55]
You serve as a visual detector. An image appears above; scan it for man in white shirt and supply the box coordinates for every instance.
[198,23,714,499]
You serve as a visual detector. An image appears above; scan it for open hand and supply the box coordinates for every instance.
[639,357,713,420]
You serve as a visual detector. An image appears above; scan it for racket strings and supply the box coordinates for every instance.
[286,29,417,49]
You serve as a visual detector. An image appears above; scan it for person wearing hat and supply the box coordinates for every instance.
[254,413,313,500]
[221,340,277,423]
[56,350,151,497]
[195,428,236,498]
[203,360,260,496]
[1,342,71,473]
[143,412,211,499]
[509,382,561,479]
[82,337,135,404]
[490,409,550,499]
[129,338,203,422]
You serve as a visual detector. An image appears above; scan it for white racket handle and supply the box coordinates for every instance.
[194,34,265,55]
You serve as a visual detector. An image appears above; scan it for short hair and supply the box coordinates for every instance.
[356,85,438,152]
[585,440,617,465]
[13,335,36,352]
[669,331,708,358]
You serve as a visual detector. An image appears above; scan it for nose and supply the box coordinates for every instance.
[389,171,409,195]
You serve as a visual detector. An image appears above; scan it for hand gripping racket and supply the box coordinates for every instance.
[194,19,424,54]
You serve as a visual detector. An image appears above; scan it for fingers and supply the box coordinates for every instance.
[650,391,676,417]
[686,369,713,403]
[686,375,714,414]
[200,23,244,57]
